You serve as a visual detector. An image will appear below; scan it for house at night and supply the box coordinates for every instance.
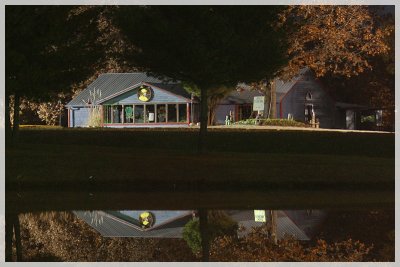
[67,70,385,130]
[66,73,198,128]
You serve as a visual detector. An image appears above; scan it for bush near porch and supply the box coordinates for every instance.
[235,118,307,127]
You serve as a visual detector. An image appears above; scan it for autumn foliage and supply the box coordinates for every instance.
[210,225,372,262]
[280,6,393,78]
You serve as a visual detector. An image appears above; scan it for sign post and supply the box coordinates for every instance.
[253,96,265,125]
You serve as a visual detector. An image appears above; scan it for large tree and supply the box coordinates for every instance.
[112,6,288,152]
[5,6,104,142]
[282,5,392,77]
[251,5,393,118]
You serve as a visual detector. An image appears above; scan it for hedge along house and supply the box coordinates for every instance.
[66,73,198,127]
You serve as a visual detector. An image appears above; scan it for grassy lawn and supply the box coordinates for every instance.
[6,127,394,211]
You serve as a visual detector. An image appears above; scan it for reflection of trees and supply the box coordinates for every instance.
[5,213,22,262]
[210,226,373,261]
[18,211,196,261]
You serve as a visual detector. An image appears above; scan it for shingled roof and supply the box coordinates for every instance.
[66,73,190,107]
[220,68,310,105]
[74,210,192,238]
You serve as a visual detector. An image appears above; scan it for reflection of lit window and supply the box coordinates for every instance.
[306,91,312,101]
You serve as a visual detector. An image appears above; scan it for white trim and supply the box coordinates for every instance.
[97,82,192,105]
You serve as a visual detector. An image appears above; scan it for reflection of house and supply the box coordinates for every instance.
[74,210,326,241]
[74,210,193,238]
[230,210,326,241]
[66,73,198,127]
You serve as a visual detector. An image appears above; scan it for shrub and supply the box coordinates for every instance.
[182,219,202,254]
[235,118,307,127]
[182,211,238,254]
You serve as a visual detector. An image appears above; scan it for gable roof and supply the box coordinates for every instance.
[276,68,309,95]
[220,89,263,105]
[221,68,310,105]
[74,210,192,238]
[66,73,190,107]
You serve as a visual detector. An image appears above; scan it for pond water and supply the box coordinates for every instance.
[5,208,395,262]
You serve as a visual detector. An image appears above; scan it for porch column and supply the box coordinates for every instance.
[67,108,70,127]
[176,104,179,123]
[144,104,147,123]
[187,103,190,124]
[101,106,104,127]
[132,105,135,124]
[111,106,113,124]
[155,104,158,123]
[165,104,168,123]
[122,105,125,124]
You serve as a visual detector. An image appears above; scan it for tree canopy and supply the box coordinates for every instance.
[280,5,393,78]
[113,6,288,88]
[112,6,289,151]
[6,6,104,99]
[5,6,106,140]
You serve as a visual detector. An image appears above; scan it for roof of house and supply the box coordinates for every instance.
[220,89,264,105]
[66,73,191,107]
[74,210,192,238]
[221,68,309,105]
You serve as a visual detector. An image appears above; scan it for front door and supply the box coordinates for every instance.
[346,110,355,130]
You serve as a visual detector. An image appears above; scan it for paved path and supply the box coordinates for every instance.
[208,125,393,134]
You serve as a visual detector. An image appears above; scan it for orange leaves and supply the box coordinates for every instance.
[209,225,373,262]
[281,5,393,78]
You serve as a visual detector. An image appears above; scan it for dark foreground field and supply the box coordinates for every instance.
[6,127,394,212]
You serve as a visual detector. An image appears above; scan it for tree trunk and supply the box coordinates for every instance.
[197,87,208,154]
[5,94,12,145]
[13,214,23,261]
[270,210,278,245]
[199,209,209,262]
[5,214,13,261]
[12,92,20,143]
[270,80,276,119]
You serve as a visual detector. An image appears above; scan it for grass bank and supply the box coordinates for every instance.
[5,127,394,210]
[14,127,394,157]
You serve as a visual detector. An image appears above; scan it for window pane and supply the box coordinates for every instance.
[124,105,133,123]
[147,105,155,123]
[103,105,112,123]
[167,104,177,122]
[135,105,144,123]
[112,105,122,123]
[157,105,166,123]
[179,104,187,122]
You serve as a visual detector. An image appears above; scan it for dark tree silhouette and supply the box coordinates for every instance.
[112,6,288,152]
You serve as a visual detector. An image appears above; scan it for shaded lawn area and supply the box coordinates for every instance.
[6,128,394,211]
